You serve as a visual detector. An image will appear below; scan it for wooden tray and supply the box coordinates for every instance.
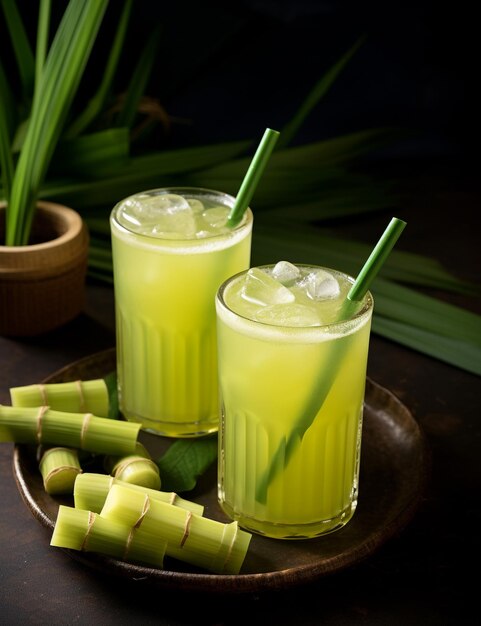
[13,348,429,593]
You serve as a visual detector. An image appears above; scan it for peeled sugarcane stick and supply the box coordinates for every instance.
[0,405,140,455]
[100,483,251,574]
[10,379,109,417]
[104,442,161,490]
[73,473,204,517]
[39,447,82,495]
[51,505,166,568]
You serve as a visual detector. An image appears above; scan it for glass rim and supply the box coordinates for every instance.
[110,186,253,243]
[216,264,373,334]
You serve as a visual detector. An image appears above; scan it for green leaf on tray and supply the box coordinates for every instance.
[156,436,218,494]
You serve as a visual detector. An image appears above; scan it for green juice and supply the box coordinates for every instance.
[110,188,252,437]
[216,263,373,538]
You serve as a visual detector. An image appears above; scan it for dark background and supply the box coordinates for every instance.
[2,0,477,166]
[122,0,477,165]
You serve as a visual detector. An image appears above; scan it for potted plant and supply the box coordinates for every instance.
[0,0,140,336]
[0,0,107,335]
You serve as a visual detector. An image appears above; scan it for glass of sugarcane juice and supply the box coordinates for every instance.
[215,262,373,539]
[110,188,253,437]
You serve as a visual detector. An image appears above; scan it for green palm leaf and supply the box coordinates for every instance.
[39,139,253,207]
[115,23,161,129]
[0,0,35,98]
[373,317,481,376]
[65,0,133,138]
[6,0,109,245]
[252,221,478,295]
[34,0,51,91]
[278,36,367,148]
[0,62,15,201]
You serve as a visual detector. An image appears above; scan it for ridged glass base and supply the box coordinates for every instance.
[219,499,357,539]
[121,408,219,438]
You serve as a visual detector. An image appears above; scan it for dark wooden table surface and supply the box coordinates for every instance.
[1,161,479,625]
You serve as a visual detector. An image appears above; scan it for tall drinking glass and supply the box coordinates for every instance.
[110,187,253,437]
[216,262,373,539]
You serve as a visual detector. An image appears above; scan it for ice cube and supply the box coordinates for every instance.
[155,193,189,211]
[117,200,142,228]
[202,206,230,228]
[306,269,340,300]
[117,193,198,236]
[272,261,301,285]
[150,212,196,237]
[120,197,158,226]
[195,229,211,239]
[142,194,189,219]
[255,303,320,327]
[136,194,195,237]
[187,198,205,214]
[241,268,295,306]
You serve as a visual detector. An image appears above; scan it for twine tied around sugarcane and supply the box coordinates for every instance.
[180,511,193,547]
[35,406,49,444]
[44,464,82,484]
[75,380,86,412]
[123,527,135,561]
[36,380,85,409]
[133,495,151,529]
[80,413,93,449]
[40,447,82,485]
[37,384,48,406]
[112,456,159,478]
[80,511,96,551]
[221,522,239,572]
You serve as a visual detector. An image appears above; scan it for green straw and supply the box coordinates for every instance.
[338,217,407,320]
[226,127,280,228]
[255,216,407,502]
[347,217,407,302]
